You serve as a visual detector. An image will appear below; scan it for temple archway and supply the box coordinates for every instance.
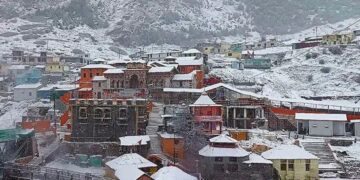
[129,74,139,88]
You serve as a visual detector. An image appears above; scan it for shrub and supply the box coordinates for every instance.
[328,46,342,55]
[320,67,331,73]
[306,75,313,82]
[318,59,325,64]
[312,52,319,59]
[305,53,312,60]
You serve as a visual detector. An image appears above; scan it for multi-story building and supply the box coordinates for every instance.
[70,98,148,142]
[199,134,273,180]
[190,92,223,135]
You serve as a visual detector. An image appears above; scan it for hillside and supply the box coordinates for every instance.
[1,0,360,46]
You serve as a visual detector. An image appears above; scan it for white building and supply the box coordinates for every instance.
[171,71,196,88]
[151,166,197,180]
[351,120,360,137]
[296,113,348,136]
[13,83,42,101]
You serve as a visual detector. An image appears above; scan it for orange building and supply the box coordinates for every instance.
[159,133,185,160]
[175,57,203,74]
[78,64,115,98]
[190,92,223,135]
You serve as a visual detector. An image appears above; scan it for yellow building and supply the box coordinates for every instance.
[45,57,68,73]
[322,31,355,45]
[262,145,319,180]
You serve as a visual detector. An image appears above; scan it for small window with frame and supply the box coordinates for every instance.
[94,108,103,119]
[79,107,87,119]
[214,157,223,162]
[305,159,311,171]
[104,108,111,119]
[280,160,287,171]
[119,108,127,119]
[288,160,294,171]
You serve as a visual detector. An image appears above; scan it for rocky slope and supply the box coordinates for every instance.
[1,0,360,46]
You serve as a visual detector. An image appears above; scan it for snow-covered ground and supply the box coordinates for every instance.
[0,101,30,130]
[210,46,360,106]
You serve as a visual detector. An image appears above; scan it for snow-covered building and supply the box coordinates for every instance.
[181,49,202,59]
[199,134,273,180]
[13,83,42,101]
[296,113,348,136]
[190,92,223,135]
[351,120,360,137]
[171,71,196,88]
[262,145,319,180]
[151,166,197,180]
[105,153,156,180]
[119,135,151,156]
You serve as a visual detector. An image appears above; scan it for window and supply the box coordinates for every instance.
[174,139,180,145]
[213,164,224,172]
[229,157,237,162]
[98,82,101,87]
[280,160,287,171]
[79,108,87,119]
[90,73,93,78]
[288,160,294,171]
[104,108,111,119]
[83,73,86,78]
[119,108,127,118]
[94,108,103,119]
[214,157,223,162]
[96,73,99,76]
[29,92,32,96]
[228,164,238,172]
[228,53,232,56]
[306,160,311,171]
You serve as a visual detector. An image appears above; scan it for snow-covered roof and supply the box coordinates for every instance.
[80,64,115,69]
[204,83,263,98]
[103,68,124,74]
[115,166,146,180]
[158,132,183,139]
[151,166,197,180]
[262,145,319,160]
[172,73,194,81]
[163,88,203,93]
[209,134,238,143]
[92,76,107,81]
[107,59,128,65]
[14,83,42,89]
[244,153,273,164]
[106,153,156,171]
[39,84,78,91]
[351,119,360,123]
[199,145,250,157]
[119,135,150,146]
[190,92,221,107]
[295,113,347,121]
[149,66,176,73]
[9,65,28,70]
[92,58,106,62]
[176,59,203,66]
[183,49,201,54]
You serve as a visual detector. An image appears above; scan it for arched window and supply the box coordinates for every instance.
[94,108,103,119]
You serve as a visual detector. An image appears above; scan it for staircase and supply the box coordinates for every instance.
[264,106,297,131]
[146,103,164,154]
[301,140,342,173]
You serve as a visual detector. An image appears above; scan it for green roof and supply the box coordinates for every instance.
[0,128,35,142]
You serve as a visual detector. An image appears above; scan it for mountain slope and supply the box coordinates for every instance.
[1,0,360,46]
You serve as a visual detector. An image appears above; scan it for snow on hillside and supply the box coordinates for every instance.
[210,46,360,102]
[0,101,30,130]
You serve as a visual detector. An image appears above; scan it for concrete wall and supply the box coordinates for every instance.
[309,120,333,136]
[14,88,39,101]
[333,121,346,136]
[355,123,360,137]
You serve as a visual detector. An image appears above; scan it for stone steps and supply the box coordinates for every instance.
[302,141,342,172]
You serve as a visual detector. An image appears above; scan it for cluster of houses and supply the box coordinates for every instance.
[2,41,360,179]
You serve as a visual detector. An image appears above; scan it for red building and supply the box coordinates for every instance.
[78,64,115,98]
[190,92,223,135]
[175,57,204,74]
